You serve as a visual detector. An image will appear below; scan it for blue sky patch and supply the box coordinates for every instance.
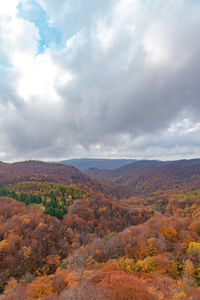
[0,62,13,72]
[17,0,63,53]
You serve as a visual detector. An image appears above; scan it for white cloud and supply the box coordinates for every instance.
[1,17,39,56]
[14,50,73,103]
[1,0,200,161]
[0,2,73,105]
[0,0,21,17]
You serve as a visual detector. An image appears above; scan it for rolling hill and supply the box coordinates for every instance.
[1,159,200,299]
[85,159,200,195]
[0,160,132,199]
[59,158,136,170]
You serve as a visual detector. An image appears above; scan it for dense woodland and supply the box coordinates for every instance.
[0,182,88,219]
[85,159,200,194]
[0,161,132,199]
[1,159,200,299]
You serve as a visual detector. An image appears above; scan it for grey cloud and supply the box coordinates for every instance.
[54,6,200,138]
[37,0,118,38]
[1,0,200,160]
[0,70,22,107]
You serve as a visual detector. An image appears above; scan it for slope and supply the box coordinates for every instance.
[0,160,132,199]
[60,158,136,170]
[85,159,200,195]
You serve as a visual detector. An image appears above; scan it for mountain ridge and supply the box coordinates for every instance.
[59,158,137,170]
[0,160,132,199]
[85,158,200,195]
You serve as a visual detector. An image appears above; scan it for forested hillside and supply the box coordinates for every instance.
[0,161,132,199]
[0,181,88,219]
[1,159,200,299]
[0,161,101,190]
[85,159,200,195]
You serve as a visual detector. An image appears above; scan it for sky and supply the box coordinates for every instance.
[0,0,200,162]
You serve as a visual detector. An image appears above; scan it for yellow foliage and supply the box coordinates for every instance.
[23,246,32,260]
[134,260,143,272]
[84,270,94,275]
[195,267,200,279]
[125,265,132,273]
[147,237,158,255]
[30,277,53,299]
[0,239,8,252]
[187,242,200,252]
[22,216,30,224]
[143,256,156,273]
[98,207,107,213]
[119,257,135,273]
[175,291,187,299]
[161,225,177,242]
[30,203,45,211]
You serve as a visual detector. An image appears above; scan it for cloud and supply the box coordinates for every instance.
[37,0,117,37]
[1,0,200,161]
[0,0,20,17]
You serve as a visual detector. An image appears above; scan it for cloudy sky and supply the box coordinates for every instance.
[0,0,200,162]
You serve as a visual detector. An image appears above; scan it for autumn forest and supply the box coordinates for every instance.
[0,159,200,299]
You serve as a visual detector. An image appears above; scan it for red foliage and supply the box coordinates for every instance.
[63,193,153,240]
[0,161,131,198]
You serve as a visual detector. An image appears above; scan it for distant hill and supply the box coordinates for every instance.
[2,158,200,199]
[85,159,200,195]
[0,160,95,190]
[0,160,132,199]
[85,160,163,179]
[59,158,136,170]
[84,167,112,179]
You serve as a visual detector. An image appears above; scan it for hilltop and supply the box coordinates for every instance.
[85,159,200,195]
[59,158,137,171]
[0,160,132,199]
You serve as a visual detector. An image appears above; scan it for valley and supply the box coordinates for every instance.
[0,159,200,299]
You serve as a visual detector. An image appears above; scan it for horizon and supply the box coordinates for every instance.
[2,156,200,165]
